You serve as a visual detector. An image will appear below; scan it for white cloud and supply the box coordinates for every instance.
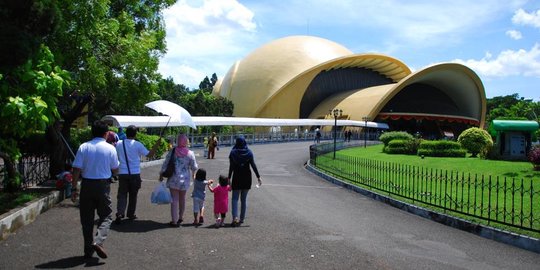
[452,43,540,77]
[159,0,257,87]
[512,8,540,28]
[506,29,523,40]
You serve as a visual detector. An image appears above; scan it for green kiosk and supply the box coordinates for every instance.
[490,120,539,160]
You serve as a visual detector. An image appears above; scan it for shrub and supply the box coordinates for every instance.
[379,131,414,148]
[418,140,466,157]
[137,133,168,158]
[385,139,421,155]
[385,139,410,154]
[528,145,540,170]
[69,127,168,159]
[457,127,493,157]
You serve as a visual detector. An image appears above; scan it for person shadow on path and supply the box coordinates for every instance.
[35,256,104,268]
[110,219,169,233]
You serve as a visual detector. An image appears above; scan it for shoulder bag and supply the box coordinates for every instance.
[161,149,176,178]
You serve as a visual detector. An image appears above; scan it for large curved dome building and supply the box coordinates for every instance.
[213,35,486,138]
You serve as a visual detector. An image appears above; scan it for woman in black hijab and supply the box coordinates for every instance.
[228,136,262,227]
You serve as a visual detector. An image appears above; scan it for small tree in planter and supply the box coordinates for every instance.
[457,127,493,157]
[528,146,540,171]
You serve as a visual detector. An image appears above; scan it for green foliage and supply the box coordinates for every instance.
[385,139,420,155]
[0,0,61,70]
[199,74,217,93]
[486,94,540,140]
[0,45,69,191]
[417,140,466,157]
[379,131,414,148]
[48,0,177,121]
[68,127,168,159]
[69,127,92,151]
[136,133,168,158]
[458,127,493,158]
[156,77,189,101]
[0,192,40,215]
[179,89,234,117]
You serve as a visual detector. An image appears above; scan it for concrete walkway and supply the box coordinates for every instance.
[0,142,539,269]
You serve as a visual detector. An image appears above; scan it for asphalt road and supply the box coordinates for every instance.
[0,141,538,269]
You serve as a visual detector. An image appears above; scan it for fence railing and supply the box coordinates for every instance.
[310,145,540,234]
[0,154,50,188]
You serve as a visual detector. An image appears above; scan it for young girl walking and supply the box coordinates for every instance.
[208,175,231,228]
[191,168,212,226]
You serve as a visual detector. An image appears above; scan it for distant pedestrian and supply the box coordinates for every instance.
[191,168,212,226]
[315,129,321,143]
[117,127,127,141]
[159,134,198,227]
[105,130,119,183]
[228,136,262,227]
[114,125,161,224]
[208,175,231,228]
[71,120,120,260]
[106,130,119,146]
[208,132,219,159]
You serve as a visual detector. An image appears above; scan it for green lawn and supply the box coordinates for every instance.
[315,144,540,238]
[340,144,540,180]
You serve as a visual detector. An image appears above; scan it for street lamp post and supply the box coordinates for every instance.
[362,116,370,148]
[331,109,343,159]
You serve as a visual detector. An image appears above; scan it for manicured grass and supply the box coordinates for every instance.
[340,144,540,181]
[315,144,540,238]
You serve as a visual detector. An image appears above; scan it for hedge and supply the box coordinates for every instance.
[379,131,414,147]
[418,140,466,157]
[417,149,467,157]
[385,139,417,155]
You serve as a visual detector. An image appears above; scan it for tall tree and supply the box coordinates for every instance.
[43,0,175,176]
[0,0,70,191]
[156,76,189,102]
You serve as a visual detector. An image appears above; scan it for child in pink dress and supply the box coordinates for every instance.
[208,175,231,228]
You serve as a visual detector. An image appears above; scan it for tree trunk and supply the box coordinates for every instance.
[0,151,19,192]
[46,122,69,179]
[47,94,92,177]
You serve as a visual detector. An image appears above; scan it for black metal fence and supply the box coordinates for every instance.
[310,145,540,234]
[0,154,50,188]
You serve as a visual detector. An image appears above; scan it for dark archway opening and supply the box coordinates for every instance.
[299,67,392,118]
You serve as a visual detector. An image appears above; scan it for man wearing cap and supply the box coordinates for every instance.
[114,125,161,224]
[71,120,120,260]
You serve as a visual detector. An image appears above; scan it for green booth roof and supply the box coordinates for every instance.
[492,120,539,132]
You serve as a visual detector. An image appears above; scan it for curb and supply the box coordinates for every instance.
[0,158,165,241]
[305,161,540,254]
[0,189,62,241]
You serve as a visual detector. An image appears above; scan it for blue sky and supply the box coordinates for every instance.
[158,0,540,100]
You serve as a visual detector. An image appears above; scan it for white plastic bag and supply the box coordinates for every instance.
[151,182,172,204]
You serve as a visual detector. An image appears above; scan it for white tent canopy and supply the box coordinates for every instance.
[102,115,389,129]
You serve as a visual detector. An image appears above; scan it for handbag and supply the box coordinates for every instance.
[151,182,172,204]
[161,149,175,178]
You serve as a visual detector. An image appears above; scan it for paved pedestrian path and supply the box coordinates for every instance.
[0,142,538,269]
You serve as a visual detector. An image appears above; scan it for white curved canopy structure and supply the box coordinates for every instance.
[102,115,389,129]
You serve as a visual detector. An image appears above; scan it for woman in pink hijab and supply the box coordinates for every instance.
[159,134,198,227]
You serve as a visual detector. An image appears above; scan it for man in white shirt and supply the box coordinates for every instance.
[71,120,120,260]
[114,125,160,224]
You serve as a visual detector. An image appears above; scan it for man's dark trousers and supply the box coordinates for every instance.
[116,174,142,218]
[79,179,113,257]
